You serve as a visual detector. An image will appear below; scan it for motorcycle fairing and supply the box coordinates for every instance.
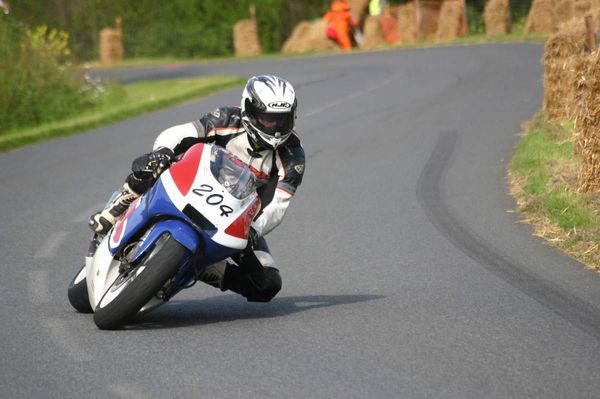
[108,143,259,262]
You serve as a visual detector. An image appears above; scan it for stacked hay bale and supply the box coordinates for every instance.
[420,0,443,40]
[282,20,338,54]
[435,0,466,42]
[381,6,401,43]
[576,50,600,191]
[543,22,587,122]
[99,17,124,65]
[525,0,555,34]
[484,0,512,35]
[362,15,386,49]
[350,0,370,23]
[233,6,262,57]
[397,1,418,43]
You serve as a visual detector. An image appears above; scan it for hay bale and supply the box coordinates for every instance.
[435,0,465,42]
[576,49,600,191]
[381,6,400,43]
[350,0,370,22]
[362,15,386,49]
[484,0,512,35]
[525,0,555,34]
[99,17,123,65]
[397,1,418,43]
[420,0,443,40]
[233,19,262,57]
[543,25,587,122]
[281,20,338,54]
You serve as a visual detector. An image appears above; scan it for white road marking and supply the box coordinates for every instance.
[304,74,398,117]
[34,231,70,259]
[107,384,151,399]
[28,270,50,304]
[42,318,93,362]
[71,203,104,223]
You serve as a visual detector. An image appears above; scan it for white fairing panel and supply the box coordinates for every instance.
[87,236,122,309]
[162,144,257,250]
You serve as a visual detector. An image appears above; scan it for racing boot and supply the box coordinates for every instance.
[196,261,227,289]
[88,183,139,234]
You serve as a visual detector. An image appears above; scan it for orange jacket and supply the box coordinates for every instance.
[324,0,358,29]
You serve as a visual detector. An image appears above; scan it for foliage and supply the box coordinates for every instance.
[0,75,245,152]
[509,112,600,271]
[0,16,100,133]
[8,0,332,61]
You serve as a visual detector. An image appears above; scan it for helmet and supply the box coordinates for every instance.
[241,75,297,150]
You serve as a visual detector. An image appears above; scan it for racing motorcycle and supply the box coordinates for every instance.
[67,143,261,330]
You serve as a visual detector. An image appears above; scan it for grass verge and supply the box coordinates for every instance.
[0,75,245,152]
[508,112,600,271]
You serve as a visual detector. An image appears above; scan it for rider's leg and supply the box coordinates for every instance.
[197,237,282,302]
[88,173,153,234]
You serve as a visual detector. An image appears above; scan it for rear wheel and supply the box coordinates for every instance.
[93,233,190,330]
[67,265,93,313]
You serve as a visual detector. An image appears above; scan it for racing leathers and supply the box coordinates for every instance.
[134,106,304,302]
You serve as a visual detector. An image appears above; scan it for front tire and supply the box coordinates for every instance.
[68,265,93,313]
[93,234,190,330]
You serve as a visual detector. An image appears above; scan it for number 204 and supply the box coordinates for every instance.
[192,184,233,217]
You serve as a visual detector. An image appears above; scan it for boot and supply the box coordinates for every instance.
[89,183,139,234]
[196,261,227,289]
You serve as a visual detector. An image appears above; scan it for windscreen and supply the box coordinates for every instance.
[209,147,256,199]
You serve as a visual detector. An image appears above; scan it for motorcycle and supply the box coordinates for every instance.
[67,143,261,330]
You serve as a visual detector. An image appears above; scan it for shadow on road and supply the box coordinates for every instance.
[125,293,384,330]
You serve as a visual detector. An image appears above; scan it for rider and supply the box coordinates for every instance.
[89,75,305,303]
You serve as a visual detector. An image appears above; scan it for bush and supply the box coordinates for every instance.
[0,17,100,133]
[8,0,332,61]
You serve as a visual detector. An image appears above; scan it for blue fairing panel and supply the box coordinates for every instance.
[130,220,200,264]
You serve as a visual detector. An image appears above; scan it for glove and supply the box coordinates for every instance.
[247,227,259,250]
[132,148,174,179]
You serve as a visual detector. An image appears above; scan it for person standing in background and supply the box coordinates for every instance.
[324,0,359,51]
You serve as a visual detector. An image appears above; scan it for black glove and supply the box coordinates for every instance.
[132,148,174,179]
[247,227,259,250]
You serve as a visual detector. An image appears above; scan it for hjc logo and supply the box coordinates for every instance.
[269,102,291,109]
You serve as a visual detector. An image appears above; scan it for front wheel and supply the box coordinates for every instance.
[93,233,190,330]
[68,265,93,313]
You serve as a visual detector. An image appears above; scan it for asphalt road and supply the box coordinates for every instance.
[1,43,600,398]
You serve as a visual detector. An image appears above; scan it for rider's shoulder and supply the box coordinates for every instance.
[278,131,304,161]
[201,106,242,126]
[283,131,304,151]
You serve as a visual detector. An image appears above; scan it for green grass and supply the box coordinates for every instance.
[0,75,245,152]
[509,112,600,270]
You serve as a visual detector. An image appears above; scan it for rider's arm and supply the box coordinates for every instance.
[153,122,203,154]
[152,107,236,155]
[252,136,305,237]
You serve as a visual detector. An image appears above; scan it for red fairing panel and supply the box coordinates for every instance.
[225,198,261,239]
[169,143,204,196]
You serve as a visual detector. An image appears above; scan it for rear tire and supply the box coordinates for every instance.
[93,234,190,330]
[67,265,93,313]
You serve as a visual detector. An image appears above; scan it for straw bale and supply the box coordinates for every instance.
[525,0,555,34]
[397,1,418,43]
[435,0,464,42]
[543,26,587,122]
[350,0,370,22]
[576,50,600,191]
[281,20,338,54]
[99,18,123,65]
[379,6,399,43]
[556,0,575,24]
[233,18,262,57]
[484,0,512,35]
[362,15,386,49]
[420,0,443,40]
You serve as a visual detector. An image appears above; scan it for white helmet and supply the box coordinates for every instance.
[241,75,297,150]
